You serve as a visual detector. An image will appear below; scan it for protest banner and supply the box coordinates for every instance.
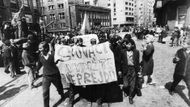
[73,34,99,46]
[55,42,117,86]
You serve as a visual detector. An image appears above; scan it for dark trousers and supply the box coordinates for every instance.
[170,74,183,92]
[123,67,136,98]
[170,74,190,98]
[42,74,63,107]
[68,84,86,106]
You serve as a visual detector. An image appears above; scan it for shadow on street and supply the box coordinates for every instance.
[0,84,28,102]
[165,82,190,106]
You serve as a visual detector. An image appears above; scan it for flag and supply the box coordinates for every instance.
[80,12,90,35]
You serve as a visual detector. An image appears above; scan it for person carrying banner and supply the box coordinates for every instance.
[121,38,140,104]
[36,41,65,107]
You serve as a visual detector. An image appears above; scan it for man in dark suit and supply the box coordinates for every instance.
[121,38,140,104]
[169,35,190,99]
[36,41,64,107]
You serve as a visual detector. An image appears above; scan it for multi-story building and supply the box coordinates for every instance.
[135,0,155,27]
[111,0,135,27]
[154,0,190,29]
[41,0,111,33]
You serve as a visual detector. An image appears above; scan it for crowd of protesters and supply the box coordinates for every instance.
[1,16,190,107]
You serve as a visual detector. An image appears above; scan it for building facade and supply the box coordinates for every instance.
[41,0,111,32]
[154,0,190,29]
[110,0,135,27]
[135,0,155,27]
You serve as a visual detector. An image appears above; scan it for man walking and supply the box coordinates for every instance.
[169,35,190,99]
[36,41,64,107]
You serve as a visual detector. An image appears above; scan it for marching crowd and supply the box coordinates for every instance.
[0,20,190,107]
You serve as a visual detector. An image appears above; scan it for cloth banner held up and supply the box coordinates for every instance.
[55,42,117,86]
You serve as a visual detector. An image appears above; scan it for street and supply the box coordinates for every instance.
[0,37,189,107]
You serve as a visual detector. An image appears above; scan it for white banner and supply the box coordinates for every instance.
[55,42,117,86]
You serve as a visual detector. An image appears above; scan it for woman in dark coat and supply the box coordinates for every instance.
[141,34,155,87]
[121,38,140,104]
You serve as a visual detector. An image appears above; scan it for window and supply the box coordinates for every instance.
[59,13,65,19]
[107,3,110,6]
[113,18,117,20]
[129,8,131,10]
[125,12,128,15]
[125,2,128,5]
[48,5,55,10]
[114,3,116,7]
[114,13,116,15]
[125,7,128,10]
[48,0,53,2]
[50,14,55,20]
[85,2,90,5]
[60,23,66,28]
[58,4,64,9]
[114,8,116,12]
[129,3,131,6]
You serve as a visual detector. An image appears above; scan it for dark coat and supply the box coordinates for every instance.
[142,44,154,75]
[173,48,190,77]
[121,49,140,74]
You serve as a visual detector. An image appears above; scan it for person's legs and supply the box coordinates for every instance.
[128,71,136,104]
[9,62,16,78]
[123,74,129,96]
[42,76,51,107]
[52,74,64,98]
[142,75,148,88]
[170,74,183,94]
[68,84,75,107]
[184,78,190,100]
[25,66,35,89]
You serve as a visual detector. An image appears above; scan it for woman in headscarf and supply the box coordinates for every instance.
[141,34,155,88]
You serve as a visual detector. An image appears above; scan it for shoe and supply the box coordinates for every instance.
[169,90,174,95]
[129,98,134,104]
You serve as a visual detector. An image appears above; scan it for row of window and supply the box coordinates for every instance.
[125,2,134,6]
[125,12,134,16]
[113,17,134,22]
[48,4,64,10]
[49,12,65,20]
[125,7,134,11]
[126,17,134,22]
[50,23,66,29]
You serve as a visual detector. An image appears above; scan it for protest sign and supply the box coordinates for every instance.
[55,42,117,86]
[73,34,99,46]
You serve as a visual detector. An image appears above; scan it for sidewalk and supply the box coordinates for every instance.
[0,68,28,106]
